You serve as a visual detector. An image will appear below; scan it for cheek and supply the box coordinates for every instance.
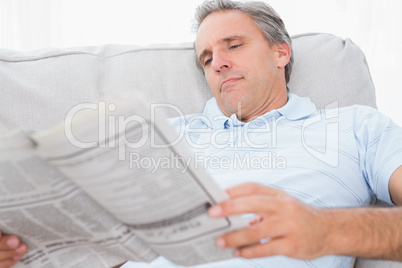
[205,73,219,94]
[252,59,278,86]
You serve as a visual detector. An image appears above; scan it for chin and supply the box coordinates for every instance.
[219,94,249,115]
[222,105,241,117]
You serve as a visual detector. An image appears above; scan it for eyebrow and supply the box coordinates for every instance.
[198,49,211,65]
[197,35,245,64]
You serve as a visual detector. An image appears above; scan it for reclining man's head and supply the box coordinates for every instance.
[193,0,294,122]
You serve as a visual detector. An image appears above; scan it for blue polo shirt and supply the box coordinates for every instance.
[124,93,402,268]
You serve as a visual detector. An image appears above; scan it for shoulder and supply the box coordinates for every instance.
[345,105,400,132]
[330,105,396,130]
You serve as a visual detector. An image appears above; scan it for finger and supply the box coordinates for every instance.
[0,244,27,261]
[247,214,263,226]
[236,236,320,260]
[209,195,284,218]
[235,238,290,259]
[225,183,284,199]
[0,257,21,268]
[218,219,286,248]
[16,244,27,256]
[0,244,26,268]
[0,236,20,250]
[0,248,23,262]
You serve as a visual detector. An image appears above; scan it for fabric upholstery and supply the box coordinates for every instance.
[0,33,375,134]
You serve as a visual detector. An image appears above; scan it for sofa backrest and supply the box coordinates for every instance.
[0,33,375,135]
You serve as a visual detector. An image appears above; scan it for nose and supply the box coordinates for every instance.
[211,51,232,73]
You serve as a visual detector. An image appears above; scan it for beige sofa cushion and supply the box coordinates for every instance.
[0,33,375,134]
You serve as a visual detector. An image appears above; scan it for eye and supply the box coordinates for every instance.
[229,44,242,49]
[204,58,212,66]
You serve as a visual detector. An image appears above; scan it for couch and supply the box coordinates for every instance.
[0,33,401,267]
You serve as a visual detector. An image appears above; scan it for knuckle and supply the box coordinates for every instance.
[282,239,304,258]
[220,201,235,214]
[223,232,238,247]
[224,233,236,247]
[253,225,267,241]
[244,243,272,258]
[282,198,299,212]
[255,244,269,257]
[227,229,254,248]
[239,246,254,258]
[286,221,298,232]
[244,182,259,193]
[249,196,264,208]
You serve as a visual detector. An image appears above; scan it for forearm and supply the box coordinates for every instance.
[322,206,402,261]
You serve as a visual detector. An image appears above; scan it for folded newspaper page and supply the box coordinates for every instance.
[0,129,156,268]
[0,91,248,267]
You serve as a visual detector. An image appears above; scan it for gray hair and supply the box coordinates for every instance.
[193,0,293,84]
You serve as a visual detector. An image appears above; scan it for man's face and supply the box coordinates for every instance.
[195,11,289,122]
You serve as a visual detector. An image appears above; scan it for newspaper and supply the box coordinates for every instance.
[0,92,248,267]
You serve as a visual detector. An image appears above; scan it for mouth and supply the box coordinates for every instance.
[220,77,242,91]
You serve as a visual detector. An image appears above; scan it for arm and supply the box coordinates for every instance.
[0,232,27,268]
[209,166,402,261]
[389,165,402,205]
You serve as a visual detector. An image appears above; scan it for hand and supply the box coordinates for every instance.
[0,231,27,268]
[208,183,332,260]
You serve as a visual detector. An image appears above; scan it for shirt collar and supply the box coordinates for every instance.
[202,93,317,129]
[277,93,317,120]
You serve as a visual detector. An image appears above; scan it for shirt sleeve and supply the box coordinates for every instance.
[354,106,402,205]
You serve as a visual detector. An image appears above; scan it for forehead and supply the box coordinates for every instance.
[195,10,265,54]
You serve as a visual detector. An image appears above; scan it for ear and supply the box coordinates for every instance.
[275,43,291,69]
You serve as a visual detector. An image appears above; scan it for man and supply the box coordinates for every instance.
[191,0,402,263]
[1,0,401,267]
[127,0,402,267]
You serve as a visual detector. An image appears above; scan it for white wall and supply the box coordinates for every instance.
[0,0,401,125]
[270,0,402,126]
